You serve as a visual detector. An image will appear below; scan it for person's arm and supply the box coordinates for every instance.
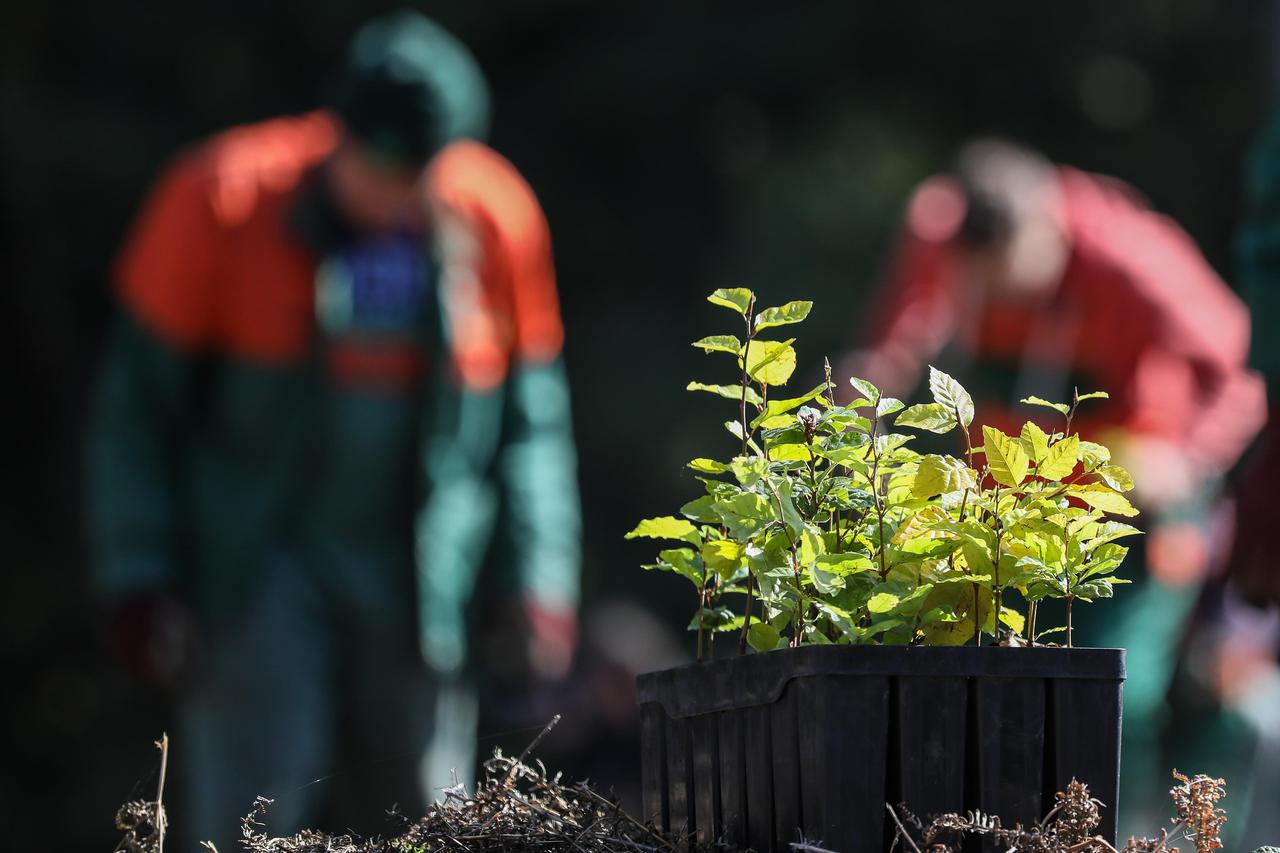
[417,145,580,676]
[88,153,219,678]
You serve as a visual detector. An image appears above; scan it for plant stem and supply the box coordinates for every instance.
[1027,600,1038,644]
[155,733,169,853]
[1066,596,1074,648]
[868,402,888,580]
[739,575,755,653]
[738,297,756,459]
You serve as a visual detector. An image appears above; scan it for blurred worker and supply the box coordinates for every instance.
[1221,105,1280,849]
[87,10,580,848]
[839,138,1266,833]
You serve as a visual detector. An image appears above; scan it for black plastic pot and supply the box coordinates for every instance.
[637,645,1124,853]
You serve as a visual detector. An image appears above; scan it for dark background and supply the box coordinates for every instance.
[2,2,1274,849]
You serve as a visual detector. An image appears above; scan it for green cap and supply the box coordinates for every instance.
[332,10,491,167]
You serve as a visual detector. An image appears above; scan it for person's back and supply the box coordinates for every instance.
[88,12,581,848]
[839,138,1264,835]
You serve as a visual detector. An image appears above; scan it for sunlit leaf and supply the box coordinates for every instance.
[687,381,762,406]
[707,287,753,314]
[1020,421,1050,464]
[1037,435,1080,480]
[691,335,741,355]
[983,425,1030,488]
[755,300,813,331]
[626,516,701,543]
[928,365,974,428]
[687,458,729,474]
[1021,395,1070,417]
[743,339,797,386]
[1067,484,1139,517]
[913,454,978,499]
[896,402,957,434]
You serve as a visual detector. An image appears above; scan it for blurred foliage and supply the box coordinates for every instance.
[0,1,1273,850]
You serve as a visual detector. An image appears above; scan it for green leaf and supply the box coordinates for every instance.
[1096,463,1135,492]
[1021,395,1071,417]
[1075,390,1110,403]
[1079,441,1111,471]
[895,402,957,434]
[1037,435,1080,480]
[707,287,753,314]
[1020,422,1050,464]
[626,516,700,543]
[876,397,905,418]
[913,454,978,499]
[729,456,768,487]
[691,335,742,355]
[1068,484,1139,517]
[849,377,880,404]
[701,540,746,577]
[815,553,876,575]
[867,592,901,613]
[755,300,813,331]
[983,425,1030,488]
[713,492,774,538]
[687,381,763,406]
[746,622,783,652]
[680,495,722,524]
[749,383,829,430]
[723,421,763,454]
[999,606,1025,634]
[687,458,729,474]
[642,548,703,586]
[928,365,974,427]
[743,339,797,386]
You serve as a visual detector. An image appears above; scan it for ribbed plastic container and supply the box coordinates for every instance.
[637,645,1124,853]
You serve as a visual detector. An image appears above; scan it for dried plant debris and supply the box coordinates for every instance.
[227,749,731,853]
[889,772,1231,853]
[114,799,168,853]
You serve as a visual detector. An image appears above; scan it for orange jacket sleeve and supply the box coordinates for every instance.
[114,151,224,352]
[429,141,564,390]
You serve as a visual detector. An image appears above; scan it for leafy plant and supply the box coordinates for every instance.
[627,289,1140,658]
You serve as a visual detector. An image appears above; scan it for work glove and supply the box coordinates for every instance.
[523,599,578,682]
[107,592,196,687]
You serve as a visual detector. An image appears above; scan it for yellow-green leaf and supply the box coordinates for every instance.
[755,300,813,331]
[1037,435,1080,480]
[743,339,797,386]
[701,539,746,575]
[983,425,1030,488]
[626,517,700,543]
[687,458,729,474]
[1079,440,1111,471]
[896,402,957,434]
[912,454,978,499]
[999,606,1025,634]
[868,592,900,613]
[687,381,763,406]
[1068,484,1139,517]
[692,335,741,354]
[707,287,753,314]
[1021,395,1070,417]
[1020,422,1050,464]
[1096,463,1135,492]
